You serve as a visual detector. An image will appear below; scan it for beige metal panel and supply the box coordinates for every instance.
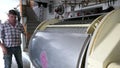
[34,18,60,31]
[45,24,90,33]
[107,62,120,68]
[86,9,120,68]
[34,18,90,33]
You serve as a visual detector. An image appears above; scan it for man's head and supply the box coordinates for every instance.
[8,9,17,23]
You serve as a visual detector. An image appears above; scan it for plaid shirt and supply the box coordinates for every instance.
[0,20,25,47]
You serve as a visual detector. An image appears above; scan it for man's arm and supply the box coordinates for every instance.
[0,24,7,54]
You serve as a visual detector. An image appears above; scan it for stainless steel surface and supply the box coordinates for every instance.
[29,31,90,68]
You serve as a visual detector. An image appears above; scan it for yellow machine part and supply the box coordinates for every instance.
[34,18,90,32]
[34,19,60,31]
[87,15,105,34]
[86,9,120,68]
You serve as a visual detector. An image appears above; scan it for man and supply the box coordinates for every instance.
[0,9,25,68]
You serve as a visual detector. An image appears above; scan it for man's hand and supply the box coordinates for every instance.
[0,43,7,54]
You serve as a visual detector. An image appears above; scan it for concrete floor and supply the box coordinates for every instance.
[0,48,31,68]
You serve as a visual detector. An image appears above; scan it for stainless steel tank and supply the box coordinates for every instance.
[29,32,90,68]
[28,18,91,68]
[29,9,120,68]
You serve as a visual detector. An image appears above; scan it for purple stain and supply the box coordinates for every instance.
[40,51,48,68]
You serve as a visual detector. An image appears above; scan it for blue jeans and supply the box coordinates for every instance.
[3,46,23,68]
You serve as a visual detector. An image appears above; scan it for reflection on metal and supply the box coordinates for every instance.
[29,32,90,68]
[29,17,91,68]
